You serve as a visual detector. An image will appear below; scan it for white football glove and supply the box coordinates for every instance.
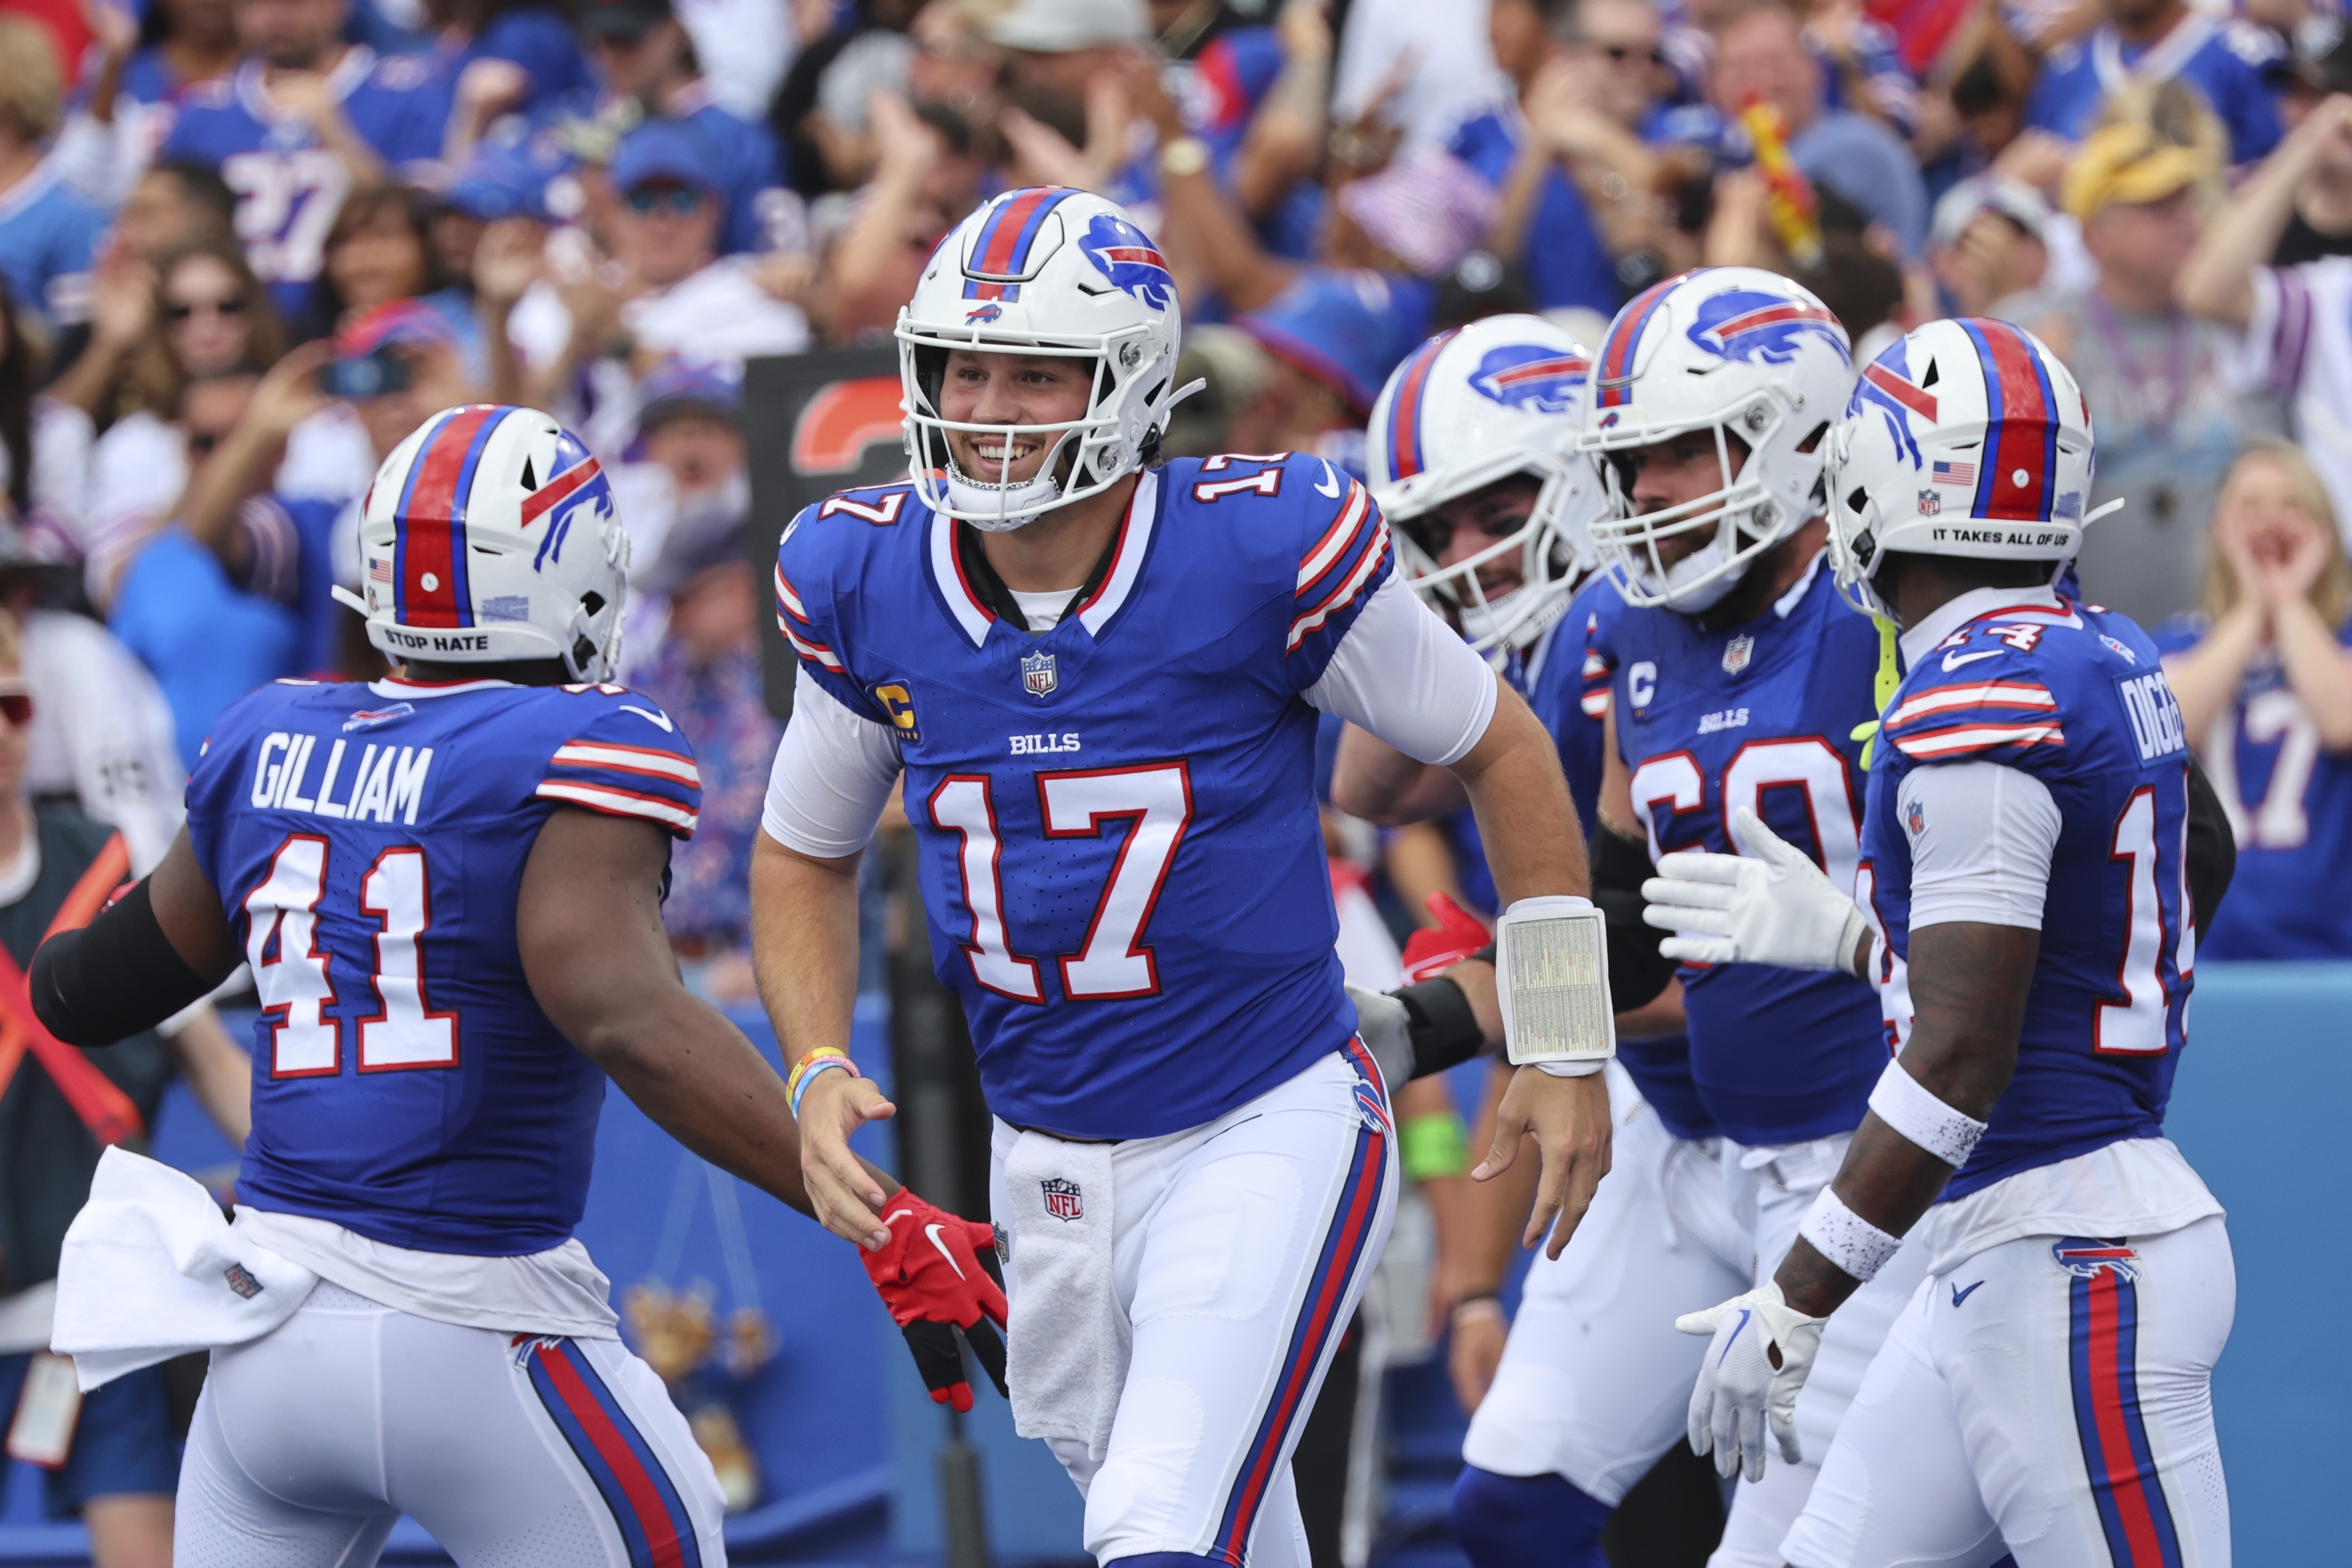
[1675,1280,1828,1482]
[1640,808,1868,972]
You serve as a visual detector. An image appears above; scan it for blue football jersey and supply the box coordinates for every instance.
[2026,17,2283,162]
[777,455,1391,1140]
[2154,614,2352,960]
[1532,573,1718,1142]
[1867,598,2193,1201]
[162,49,449,317]
[183,676,702,1255]
[0,163,106,328]
[1609,556,1887,1146]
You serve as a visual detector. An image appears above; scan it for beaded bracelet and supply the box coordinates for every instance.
[786,1047,860,1118]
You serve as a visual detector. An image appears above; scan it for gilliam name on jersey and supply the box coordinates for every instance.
[378,628,497,654]
[249,732,434,824]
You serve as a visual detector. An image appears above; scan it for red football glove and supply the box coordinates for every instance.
[1400,892,1493,984]
[862,1190,1009,1413]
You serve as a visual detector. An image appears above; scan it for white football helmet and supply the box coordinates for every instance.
[1364,315,1605,654]
[898,186,1192,531]
[333,405,630,680]
[1826,317,2110,620]
[1581,267,1853,613]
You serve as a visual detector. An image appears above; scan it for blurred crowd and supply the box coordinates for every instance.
[0,0,2345,992]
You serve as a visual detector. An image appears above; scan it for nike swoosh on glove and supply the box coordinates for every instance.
[1675,1281,1828,1482]
[1640,807,1868,971]
[1400,891,1491,984]
[863,1191,1009,1413]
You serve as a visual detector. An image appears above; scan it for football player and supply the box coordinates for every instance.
[30,406,999,1565]
[1653,318,2235,1567]
[1460,266,1933,1568]
[753,187,1611,1568]
[1329,318,1714,1475]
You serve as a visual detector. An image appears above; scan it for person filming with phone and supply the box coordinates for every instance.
[107,298,475,753]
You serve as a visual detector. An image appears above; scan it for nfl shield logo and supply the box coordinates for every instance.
[1917,489,1941,516]
[1721,634,1755,675]
[1040,1177,1082,1222]
[1021,650,1057,698]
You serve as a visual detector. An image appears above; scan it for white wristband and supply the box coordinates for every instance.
[1534,1059,1605,1077]
[1797,1186,1903,1283]
[1866,1058,1989,1168]
[1496,895,1615,1068]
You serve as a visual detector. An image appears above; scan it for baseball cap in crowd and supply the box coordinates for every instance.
[579,0,672,39]
[984,0,1150,52]
[637,359,741,432]
[1232,269,1434,420]
[2061,120,2220,219]
[337,299,461,360]
[610,117,721,197]
[1335,149,1501,282]
[1928,174,2052,253]
[445,133,581,223]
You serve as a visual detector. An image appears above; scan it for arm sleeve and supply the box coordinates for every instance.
[1303,573,1499,766]
[761,666,904,858]
[1900,761,2062,930]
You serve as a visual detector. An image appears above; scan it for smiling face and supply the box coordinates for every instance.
[1412,475,1545,600]
[933,349,1095,485]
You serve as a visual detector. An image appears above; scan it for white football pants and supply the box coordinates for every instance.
[1783,1214,2234,1568]
[990,1044,1396,1566]
[174,1281,728,1568]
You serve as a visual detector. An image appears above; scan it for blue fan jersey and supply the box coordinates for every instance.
[777,455,1393,1140]
[2154,614,2352,959]
[1608,557,1886,1146]
[162,49,449,317]
[1531,572,1717,1142]
[183,676,702,1255]
[0,163,106,328]
[2025,17,2284,162]
[1867,598,2194,1200]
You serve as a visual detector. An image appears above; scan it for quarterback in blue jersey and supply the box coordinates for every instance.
[161,0,449,319]
[2024,0,2284,162]
[753,187,1610,1568]
[30,404,1002,1566]
[1657,319,2236,1567]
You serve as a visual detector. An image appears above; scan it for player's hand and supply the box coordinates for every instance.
[1446,1297,1508,1415]
[862,1190,1010,1413]
[1675,1281,1827,1482]
[797,1067,898,1249]
[1400,891,1490,984]
[1641,808,1867,973]
[1474,1065,1609,1259]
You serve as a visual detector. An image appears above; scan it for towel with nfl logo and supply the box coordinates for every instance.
[1001,1131,1125,1460]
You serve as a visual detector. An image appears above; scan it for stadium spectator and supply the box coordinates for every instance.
[1448,0,1647,317]
[626,376,770,1005]
[573,0,786,255]
[2157,439,2352,958]
[433,0,594,159]
[2176,91,2352,529]
[0,280,86,564]
[52,0,242,209]
[309,180,484,386]
[1926,173,2055,316]
[2024,0,2286,163]
[159,0,448,321]
[820,90,988,340]
[2271,33,2352,264]
[1709,0,1930,258]
[0,16,108,332]
[0,601,247,1568]
[1228,269,1428,467]
[2002,84,2276,624]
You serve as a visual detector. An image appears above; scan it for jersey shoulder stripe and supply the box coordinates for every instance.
[1288,518,1390,653]
[1296,479,1372,595]
[1889,718,2067,760]
[535,688,701,838]
[535,778,699,834]
[1884,679,2060,728]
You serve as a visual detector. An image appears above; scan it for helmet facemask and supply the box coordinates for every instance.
[1393,466,1582,655]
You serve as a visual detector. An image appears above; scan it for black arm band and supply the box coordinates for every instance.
[31,879,214,1046]
[1394,976,1485,1080]
[2182,757,2234,942]
[1591,824,1678,1011]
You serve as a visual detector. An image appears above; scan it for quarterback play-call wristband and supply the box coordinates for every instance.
[786,1047,860,1117]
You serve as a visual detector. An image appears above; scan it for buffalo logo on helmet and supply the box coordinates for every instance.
[1468,345,1591,414]
[1040,1177,1082,1221]
[518,437,613,573]
[1076,213,1175,311]
[1687,288,1846,366]
[965,302,1004,324]
[1850,342,1937,470]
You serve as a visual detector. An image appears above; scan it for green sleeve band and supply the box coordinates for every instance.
[1399,1110,1470,1182]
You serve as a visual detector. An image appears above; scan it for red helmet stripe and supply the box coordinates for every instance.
[1596,277,1680,408]
[1962,318,2059,523]
[394,405,502,630]
[1385,331,1453,481]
